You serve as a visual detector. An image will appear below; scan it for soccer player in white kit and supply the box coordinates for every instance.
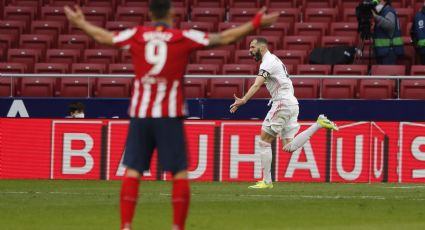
[230,37,339,189]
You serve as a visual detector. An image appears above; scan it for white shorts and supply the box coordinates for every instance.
[262,103,300,139]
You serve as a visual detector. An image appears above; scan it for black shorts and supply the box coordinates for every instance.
[123,118,188,174]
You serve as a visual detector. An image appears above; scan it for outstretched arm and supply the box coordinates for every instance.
[230,75,265,113]
[64,5,114,45]
[208,7,279,47]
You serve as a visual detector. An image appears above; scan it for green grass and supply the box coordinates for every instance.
[1,181,425,230]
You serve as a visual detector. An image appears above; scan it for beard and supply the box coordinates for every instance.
[251,49,262,62]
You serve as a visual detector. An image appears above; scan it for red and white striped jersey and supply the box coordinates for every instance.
[113,25,209,118]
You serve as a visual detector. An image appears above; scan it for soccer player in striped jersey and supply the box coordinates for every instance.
[65,0,279,229]
[230,38,339,189]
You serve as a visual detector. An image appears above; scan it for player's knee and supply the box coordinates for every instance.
[173,170,188,179]
[126,168,141,178]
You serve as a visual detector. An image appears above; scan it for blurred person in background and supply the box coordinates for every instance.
[411,2,425,64]
[372,0,404,64]
[68,102,85,118]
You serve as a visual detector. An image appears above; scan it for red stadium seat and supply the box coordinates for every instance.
[183,78,208,98]
[274,50,308,65]
[356,49,376,65]
[244,35,282,50]
[20,77,55,97]
[333,65,368,75]
[31,21,65,40]
[274,8,300,24]
[208,78,244,98]
[108,63,134,74]
[0,62,27,73]
[34,63,68,73]
[81,7,112,25]
[234,50,257,65]
[330,22,358,36]
[115,6,147,24]
[69,20,104,34]
[337,0,362,10]
[105,21,138,31]
[405,22,412,36]
[229,0,260,8]
[71,63,106,73]
[0,76,14,96]
[396,8,413,32]
[258,22,291,37]
[0,21,26,40]
[322,79,358,99]
[297,64,331,75]
[294,22,328,40]
[95,78,132,98]
[7,48,41,72]
[19,34,54,52]
[292,79,320,98]
[172,7,188,27]
[359,79,395,99]
[0,34,17,50]
[193,0,225,7]
[343,8,357,22]
[321,36,356,47]
[285,64,295,74]
[186,64,219,75]
[4,6,36,26]
[265,0,297,8]
[180,21,214,33]
[245,77,270,98]
[283,36,317,50]
[398,36,415,69]
[410,65,425,75]
[0,62,27,96]
[58,34,91,50]
[120,0,149,6]
[302,0,334,8]
[195,50,231,66]
[85,0,116,7]
[49,0,81,6]
[304,8,338,23]
[218,22,244,31]
[371,65,406,76]
[400,79,425,99]
[120,51,132,63]
[10,0,42,8]
[191,7,225,30]
[83,49,119,64]
[59,77,93,97]
[41,6,66,22]
[228,8,257,22]
[222,64,256,75]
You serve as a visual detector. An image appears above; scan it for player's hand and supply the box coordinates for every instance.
[258,7,280,27]
[229,94,246,113]
[64,5,86,27]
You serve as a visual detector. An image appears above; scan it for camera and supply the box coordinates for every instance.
[356,0,379,39]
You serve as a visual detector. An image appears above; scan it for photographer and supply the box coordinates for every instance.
[372,0,404,64]
[411,4,425,64]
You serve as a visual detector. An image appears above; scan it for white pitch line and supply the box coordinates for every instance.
[383,186,425,189]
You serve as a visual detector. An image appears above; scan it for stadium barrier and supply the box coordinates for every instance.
[0,118,424,183]
[1,73,425,98]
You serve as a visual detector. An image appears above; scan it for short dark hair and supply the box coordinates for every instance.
[149,0,171,20]
[253,37,268,45]
[69,102,85,114]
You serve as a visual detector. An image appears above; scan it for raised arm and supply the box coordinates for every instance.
[208,7,279,47]
[64,5,114,45]
[230,75,265,113]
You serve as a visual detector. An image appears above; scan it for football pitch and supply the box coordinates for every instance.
[1,181,425,230]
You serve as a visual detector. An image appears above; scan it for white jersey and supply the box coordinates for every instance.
[258,51,298,105]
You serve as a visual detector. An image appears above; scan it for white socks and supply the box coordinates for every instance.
[284,123,321,152]
[259,140,273,184]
